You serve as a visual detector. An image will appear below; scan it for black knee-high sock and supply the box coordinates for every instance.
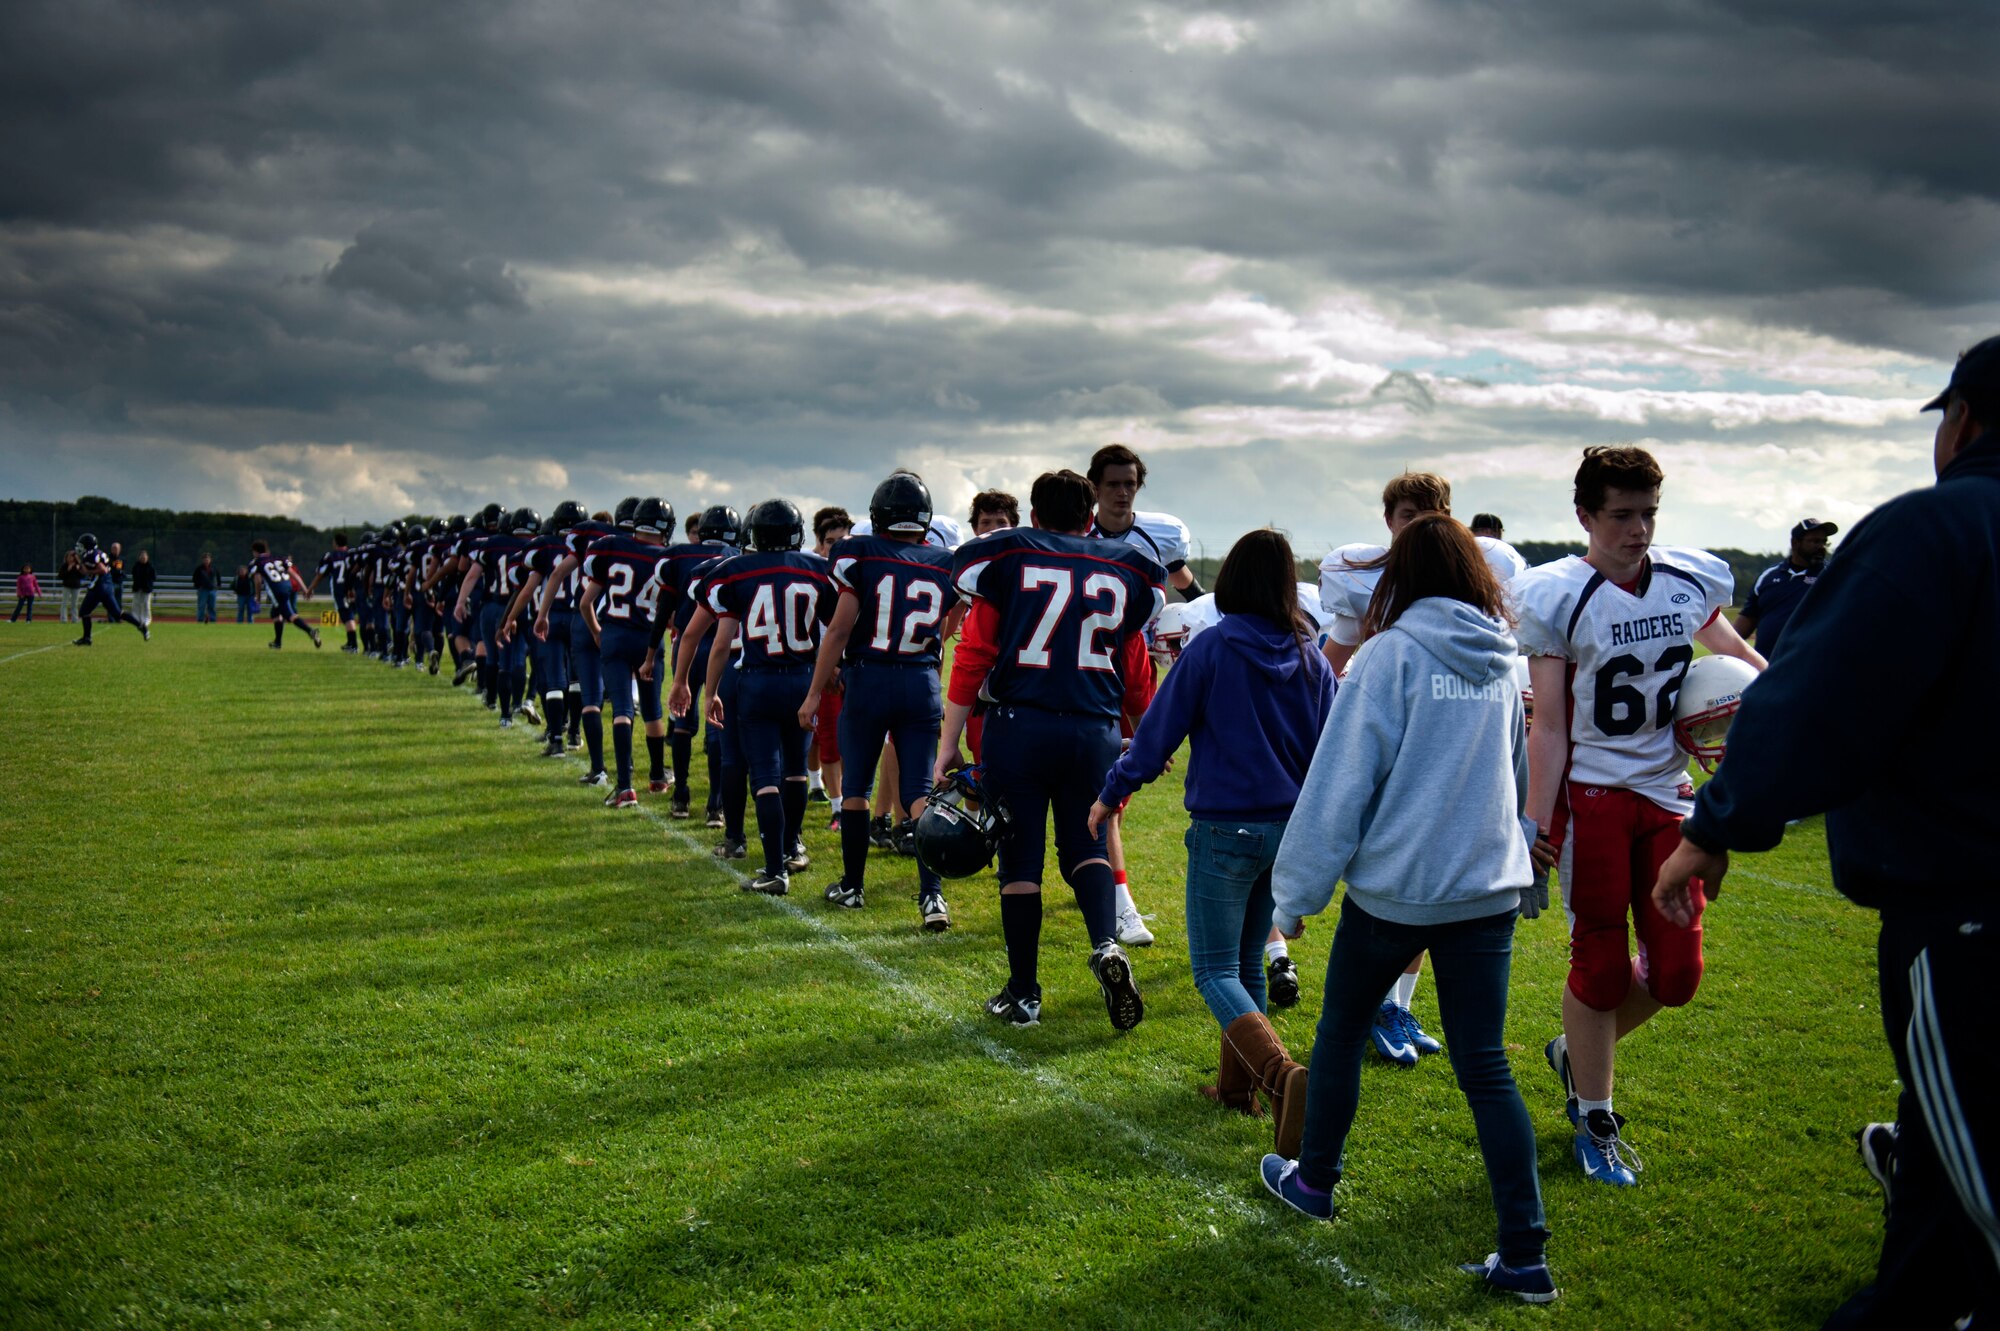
[1067,860,1118,949]
[613,720,634,790]
[646,733,666,783]
[1000,892,1043,996]
[566,686,582,742]
[345,627,358,649]
[670,733,692,791]
[705,752,722,813]
[394,627,408,661]
[274,621,285,645]
[723,764,747,841]
[753,789,787,875]
[505,669,524,717]
[478,657,493,697]
[121,611,145,632]
[839,807,870,889]
[781,780,806,852]
[544,693,565,740]
[582,710,604,771]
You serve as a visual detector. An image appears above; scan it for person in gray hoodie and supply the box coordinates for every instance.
[1259,514,1555,1305]
[1092,529,1337,1157]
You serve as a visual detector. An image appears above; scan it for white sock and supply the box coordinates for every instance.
[807,770,823,793]
[1396,970,1419,1009]
[1115,881,1138,916]
[1264,938,1289,962]
[1578,1096,1614,1121]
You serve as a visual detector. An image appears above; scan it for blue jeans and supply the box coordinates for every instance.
[1183,818,1286,1026]
[236,595,255,622]
[1299,896,1548,1267]
[196,589,217,622]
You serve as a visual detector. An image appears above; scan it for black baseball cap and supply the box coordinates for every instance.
[1922,334,2000,416]
[1791,517,1837,542]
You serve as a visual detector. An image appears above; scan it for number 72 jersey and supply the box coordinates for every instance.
[1512,548,1734,814]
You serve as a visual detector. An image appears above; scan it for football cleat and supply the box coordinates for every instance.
[310,628,323,648]
[824,878,865,909]
[341,643,359,654]
[648,778,671,794]
[1259,1155,1333,1221]
[1115,903,1155,948]
[705,809,725,829]
[1546,1035,1579,1125]
[499,715,514,729]
[1369,1002,1418,1066]
[1089,942,1144,1031]
[453,661,478,686]
[541,736,566,758]
[578,768,609,787]
[918,889,952,932]
[1400,1005,1442,1055]
[428,649,442,674]
[785,842,810,873]
[745,869,789,896]
[1266,955,1301,1008]
[266,641,282,650]
[868,814,895,850]
[141,625,151,641]
[518,698,539,725]
[604,788,638,810]
[807,786,830,805]
[73,637,91,646]
[670,795,691,820]
[711,838,747,860]
[892,818,919,857]
[1857,1122,1897,1209]
[1574,1109,1642,1188]
[984,984,1041,1028]
[1459,1253,1558,1304]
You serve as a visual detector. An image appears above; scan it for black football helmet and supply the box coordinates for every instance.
[381,522,403,544]
[869,473,933,536]
[614,496,641,529]
[508,506,540,535]
[75,533,99,553]
[696,505,741,548]
[429,517,448,536]
[545,500,587,534]
[913,768,1010,880]
[447,514,469,533]
[633,497,674,536]
[477,502,505,530]
[746,499,805,552]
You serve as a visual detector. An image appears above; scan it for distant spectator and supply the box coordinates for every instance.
[1732,518,1836,656]
[969,490,1020,535]
[233,566,256,622]
[59,552,83,623]
[131,551,157,625]
[109,542,125,592]
[1470,513,1505,539]
[10,563,40,622]
[192,554,219,623]
[685,513,701,541]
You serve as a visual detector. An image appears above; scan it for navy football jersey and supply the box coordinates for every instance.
[952,529,1165,716]
[82,548,115,592]
[702,551,835,668]
[644,541,724,635]
[523,535,574,611]
[250,552,297,595]
[830,535,955,664]
[475,534,535,600]
[581,535,670,628]
[316,547,355,592]
[561,521,617,609]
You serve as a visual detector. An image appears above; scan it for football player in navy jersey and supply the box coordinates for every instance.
[672,500,833,894]
[804,506,854,810]
[411,518,452,674]
[581,498,674,808]
[383,525,415,667]
[534,501,632,784]
[69,534,149,645]
[800,475,960,927]
[936,470,1165,1029]
[248,540,322,650]
[306,533,361,652]
[642,505,741,818]
[457,507,539,726]
[501,501,587,757]
[421,515,476,682]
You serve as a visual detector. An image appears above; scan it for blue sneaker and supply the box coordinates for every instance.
[1546,1035,1579,1125]
[1459,1252,1559,1304]
[1259,1155,1333,1220]
[1369,1002,1418,1066]
[1574,1108,1642,1187]
[1398,1004,1442,1055]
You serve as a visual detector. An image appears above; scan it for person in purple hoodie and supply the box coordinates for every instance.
[1090,529,1336,1157]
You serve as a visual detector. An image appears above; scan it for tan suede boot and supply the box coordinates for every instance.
[1222,1012,1309,1158]
[1200,1027,1259,1115]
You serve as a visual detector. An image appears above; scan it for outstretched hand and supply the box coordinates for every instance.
[1652,836,1724,929]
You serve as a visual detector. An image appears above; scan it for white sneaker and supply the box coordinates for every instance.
[1116,903,1155,948]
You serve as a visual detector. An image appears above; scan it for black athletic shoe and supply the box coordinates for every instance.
[266,641,282,650]
[309,628,323,649]
[542,736,566,758]
[704,810,725,829]
[670,795,691,819]
[1266,955,1301,1008]
[985,984,1042,1027]
[1089,942,1144,1031]
[341,643,359,654]
[712,838,747,861]
[868,814,895,850]
[824,878,865,909]
[1858,1122,1897,1209]
[73,637,91,647]
[453,661,477,686]
[807,786,830,804]
[919,889,952,932]
[141,625,151,642]
[578,768,609,787]
[786,842,811,873]
[892,819,919,857]
[605,788,638,810]
[745,869,789,895]
[518,698,540,726]
[428,649,442,675]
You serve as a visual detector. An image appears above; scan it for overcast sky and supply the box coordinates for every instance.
[4,0,1996,551]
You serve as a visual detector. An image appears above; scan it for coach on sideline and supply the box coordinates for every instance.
[1654,335,2000,1331]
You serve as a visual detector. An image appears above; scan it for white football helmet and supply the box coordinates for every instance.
[1673,656,1759,772]
[1154,602,1193,658]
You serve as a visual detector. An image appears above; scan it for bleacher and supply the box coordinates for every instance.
[0,571,321,621]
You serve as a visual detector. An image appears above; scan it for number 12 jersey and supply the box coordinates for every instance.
[1513,547,1733,814]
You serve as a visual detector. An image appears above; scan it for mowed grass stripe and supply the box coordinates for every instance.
[1,624,1892,1328]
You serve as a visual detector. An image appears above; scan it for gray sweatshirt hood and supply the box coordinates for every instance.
[1385,597,1518,686]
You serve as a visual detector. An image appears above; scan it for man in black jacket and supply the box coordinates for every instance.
[1655,335,2000,1330]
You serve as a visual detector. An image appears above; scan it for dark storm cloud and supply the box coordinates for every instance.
[0,0,1992,534]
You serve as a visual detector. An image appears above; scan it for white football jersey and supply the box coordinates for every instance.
[1512,547,1734,814]
[1318,536,1527,647]
[848,514,965,550]
[1091,509,1193,571]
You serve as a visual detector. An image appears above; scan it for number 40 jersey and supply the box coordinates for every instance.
[1512,547,1734,814]
[702,551,836,667]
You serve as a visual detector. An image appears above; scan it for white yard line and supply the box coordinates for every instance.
[0,644,63,666]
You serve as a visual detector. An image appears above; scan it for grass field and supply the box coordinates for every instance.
[1,623,1894,1329]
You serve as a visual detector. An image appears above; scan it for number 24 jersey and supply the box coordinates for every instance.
[1512,548,1733,814]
